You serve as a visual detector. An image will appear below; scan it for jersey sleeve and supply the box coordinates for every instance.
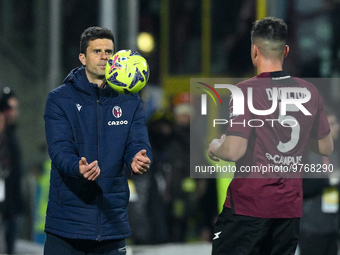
[310,93,330,139]
[225,85,253,139]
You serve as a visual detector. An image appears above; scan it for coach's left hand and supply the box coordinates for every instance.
[131,149,151,175]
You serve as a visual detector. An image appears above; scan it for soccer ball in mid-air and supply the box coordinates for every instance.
[105,50,149,94]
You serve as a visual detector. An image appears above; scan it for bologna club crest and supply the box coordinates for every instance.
[112,106,122,118]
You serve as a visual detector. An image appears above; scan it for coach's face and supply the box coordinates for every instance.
[79,39,114,86]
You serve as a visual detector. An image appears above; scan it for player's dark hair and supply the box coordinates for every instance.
[251,17,287,43]
[80,26,115,55]
[251,17,287,58]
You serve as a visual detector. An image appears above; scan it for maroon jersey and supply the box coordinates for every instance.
[224,71,330,218]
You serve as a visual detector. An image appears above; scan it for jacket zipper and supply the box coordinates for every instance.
[96,90,102,242]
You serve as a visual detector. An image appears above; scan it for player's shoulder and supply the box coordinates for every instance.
[291,76,316,87]
[290,76,320,95]
[235,76,258,89]
[236,74,320,92]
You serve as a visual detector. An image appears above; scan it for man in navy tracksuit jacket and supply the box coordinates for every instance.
[43,27,152,255]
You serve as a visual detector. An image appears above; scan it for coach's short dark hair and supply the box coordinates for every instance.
[80,26,115,55]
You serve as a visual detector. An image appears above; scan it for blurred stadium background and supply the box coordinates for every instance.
[1,0,340,254]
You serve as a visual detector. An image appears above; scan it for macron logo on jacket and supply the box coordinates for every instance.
[76,103,82,111]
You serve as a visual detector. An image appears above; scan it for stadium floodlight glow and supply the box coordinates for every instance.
[137,32,155,53]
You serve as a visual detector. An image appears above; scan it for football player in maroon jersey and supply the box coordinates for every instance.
[208,17,333,255]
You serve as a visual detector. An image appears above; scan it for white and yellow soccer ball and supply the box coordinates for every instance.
[105,50,149,94]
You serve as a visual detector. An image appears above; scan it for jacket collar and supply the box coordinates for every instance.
[63,66,118,97]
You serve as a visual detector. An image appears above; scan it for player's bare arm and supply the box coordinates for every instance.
[131,149,151,175]
[307,133,334,157]
[79,157,101,181]
[208,134,248,162]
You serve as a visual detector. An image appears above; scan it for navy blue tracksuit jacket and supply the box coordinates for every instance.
[44,66,152,241]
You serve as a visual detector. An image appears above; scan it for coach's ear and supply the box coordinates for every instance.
[79,53,86,66]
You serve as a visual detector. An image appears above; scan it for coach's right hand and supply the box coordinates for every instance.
[79,157,101,181]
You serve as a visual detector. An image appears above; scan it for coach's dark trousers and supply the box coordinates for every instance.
[44,233,126,255]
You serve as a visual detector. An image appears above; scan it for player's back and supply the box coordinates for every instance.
[228,71,329,178]
[224,71,330,218]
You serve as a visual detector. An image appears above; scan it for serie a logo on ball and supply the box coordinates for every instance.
[105,50,150,94]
